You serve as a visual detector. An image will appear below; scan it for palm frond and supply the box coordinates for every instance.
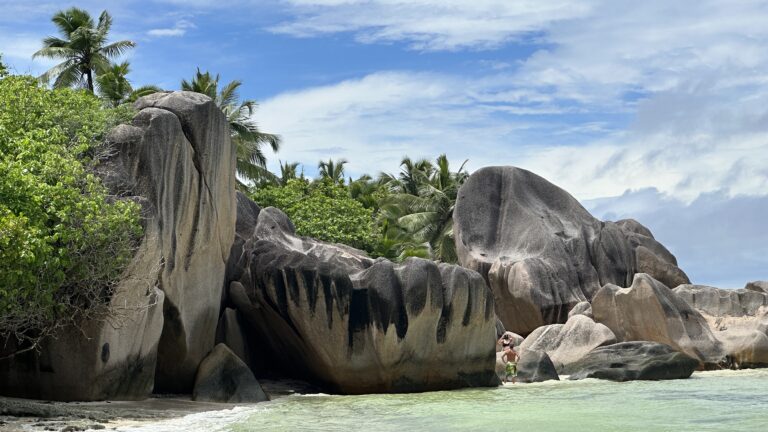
[99,40,136,58]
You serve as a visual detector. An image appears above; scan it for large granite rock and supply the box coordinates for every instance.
[0,92,237,400]
[193,344,268,403]
[518,315,616,371]
[516,350,559,383]
[0,287,164,401]
[454,166,688,335]
[592,274,723,364]
[564,342,699,381]
[674,284,768,368]
[229,206,498,394]
[115,92,236,393]
[745,281,768,293]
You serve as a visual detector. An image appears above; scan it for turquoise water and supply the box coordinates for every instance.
[123,370,768,432]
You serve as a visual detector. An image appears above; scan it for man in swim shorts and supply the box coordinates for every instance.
[501,344,519,384]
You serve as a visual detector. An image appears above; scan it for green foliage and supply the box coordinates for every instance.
[318,158,347,184]
[251,178,379,252]
[0,75,142,346]
[96,62,161,107]
[378,154,468,263]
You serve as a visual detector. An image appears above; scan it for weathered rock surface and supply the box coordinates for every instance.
[215,308,253,368]
[516,350,560,383]
[0,92,237,400]
[564,342,699,381]
[454,166,688,335]
[518,315,616,370]
[674,284,768,368]
[592,274,723,363]
[0,287,164,401]
[192,344,268,403]
[567,301,593,319]
[229,206,498,394]
[745,281,768,293]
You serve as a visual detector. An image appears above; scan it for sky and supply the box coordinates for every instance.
[1,0,766,288]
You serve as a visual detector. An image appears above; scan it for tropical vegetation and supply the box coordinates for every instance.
[0,6,473,355]
[33,7,135,92]
[249,155,469,262]
[0,75,142,352]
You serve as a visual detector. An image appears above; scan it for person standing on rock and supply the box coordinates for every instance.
[501,344,519,384]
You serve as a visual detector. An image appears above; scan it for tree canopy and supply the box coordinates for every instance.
[251,178,380,252]
[0,75,141,351]
[33,7,135,92]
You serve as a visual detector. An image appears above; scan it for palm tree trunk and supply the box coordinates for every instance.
[86,69,94,93]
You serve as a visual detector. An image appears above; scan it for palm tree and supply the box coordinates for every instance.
[278,161,301,185]
[379,155,468,262]
[182,68,280,189]
[318,158,348,184]
[349,174,383,210]
[96,62,161,107]
[96,61,130,106]
[380,157,434,195]
[33,8,135,92]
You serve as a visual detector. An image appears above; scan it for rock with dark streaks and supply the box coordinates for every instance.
[229,206,498,394]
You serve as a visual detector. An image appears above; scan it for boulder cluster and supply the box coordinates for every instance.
[461,166,767,383]
[0,93,764,402]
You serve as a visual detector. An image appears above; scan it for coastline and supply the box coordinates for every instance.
[2,370,763,432]
[0,379,317,432]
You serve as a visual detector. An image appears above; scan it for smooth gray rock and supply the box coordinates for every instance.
[518,315,616,370]
[193,344,268,403]
[516,350,559,383]
[568,301,593,319]
[565,342,699,381]
[592,274,723,364]
[674,284,768,368]
[229,206,498,394]
[215,308,252,368]
[674,284,768,317]
[127,92,237,393]
[454,166,688,336]
[745,281,768,293]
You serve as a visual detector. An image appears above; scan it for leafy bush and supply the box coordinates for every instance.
[251,178,380,252]
[0,75,142,349]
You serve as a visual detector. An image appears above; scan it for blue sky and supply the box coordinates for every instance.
[1,0,767,288]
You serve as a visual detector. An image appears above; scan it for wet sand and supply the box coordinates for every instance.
[0,379,317,432]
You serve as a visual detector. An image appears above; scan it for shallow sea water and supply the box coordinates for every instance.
[118,369,768,432]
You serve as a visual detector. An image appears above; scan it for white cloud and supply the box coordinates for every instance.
[0,32,59,75]
[584,189,768,288]
[259,71,525,177]
[147,19,195,37]
[271,0,592,51]
[259,0,768,202]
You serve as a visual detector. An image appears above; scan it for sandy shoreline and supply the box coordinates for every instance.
[0,379,317,432]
